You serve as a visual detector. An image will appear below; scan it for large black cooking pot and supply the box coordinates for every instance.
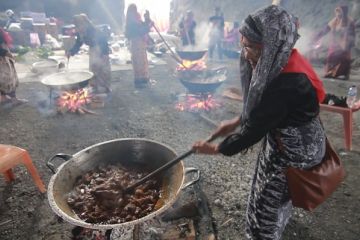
[176,49,207,61]
[178,67,227,94]
[46,138,199,230]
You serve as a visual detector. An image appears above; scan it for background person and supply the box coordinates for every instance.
[193,5,326,240]
[0,27,27,105]
[125,4,154,88]
[208,7,224,60]
[223,21,241,49]
[5,9,17,30]
[178,10,196,46]
[68,14,111,94]
[313,3,355,80]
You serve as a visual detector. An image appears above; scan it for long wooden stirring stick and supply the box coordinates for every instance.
[152,23,189,70]
[124,135,217,193]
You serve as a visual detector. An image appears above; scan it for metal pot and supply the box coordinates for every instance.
[47,138,200,230]
[178,67,227,93]
[41,70,94,91]
[176,49,207,61]
[31,59,59,74]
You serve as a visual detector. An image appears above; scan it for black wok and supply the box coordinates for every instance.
[178,67,227,93]
[176,49,207,61]
[180,79,225,93]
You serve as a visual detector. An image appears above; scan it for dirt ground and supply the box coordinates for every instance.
[0,53,359,240]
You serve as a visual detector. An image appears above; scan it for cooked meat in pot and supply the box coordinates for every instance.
[67,165,161,224]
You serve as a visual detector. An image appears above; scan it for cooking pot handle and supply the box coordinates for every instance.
[46,153,73,174]
[181,167,201,190]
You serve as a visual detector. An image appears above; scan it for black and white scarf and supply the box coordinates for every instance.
[239,5,300,122]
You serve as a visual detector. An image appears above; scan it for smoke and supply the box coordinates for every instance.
[194,21,211,50]
[33,90,58,117]
[65,0,79,5]
[295,27,315,54]
[179,21,211,51]
[295,26,331,57]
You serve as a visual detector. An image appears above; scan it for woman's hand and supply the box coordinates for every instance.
[192,141,219,155]
[211,116,240,139]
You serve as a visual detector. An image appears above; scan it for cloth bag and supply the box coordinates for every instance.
[276,133,345,211]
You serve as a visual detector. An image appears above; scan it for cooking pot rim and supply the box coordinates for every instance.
[41,70,93,88]
[47,138,187,229]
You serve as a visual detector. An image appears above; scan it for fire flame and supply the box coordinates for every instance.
[57,88,91,112]
[176,94,219,112]
[176,59,207,71]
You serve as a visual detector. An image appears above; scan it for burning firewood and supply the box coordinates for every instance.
[55,87,99,114]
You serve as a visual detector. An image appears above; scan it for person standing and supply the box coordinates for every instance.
[208,7,224,60]
[0,28,27,105]
[125,4,154,88]
[178,10,196,46]
[68,14,111,94]
[5,9,17,30]
[313,4,355,80]
[223,21,241,49]
[193,5,326,239]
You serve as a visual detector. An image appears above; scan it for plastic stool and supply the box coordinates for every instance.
[320,104,358,151]
[0,144,46,192]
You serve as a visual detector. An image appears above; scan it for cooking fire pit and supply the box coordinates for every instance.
[174,54,226,112]
[41,71,99,113]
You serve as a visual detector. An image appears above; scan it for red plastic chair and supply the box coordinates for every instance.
[0,144,46,193]
[320,104,358,151]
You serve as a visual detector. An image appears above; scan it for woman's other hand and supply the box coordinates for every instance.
[192,141,219,155]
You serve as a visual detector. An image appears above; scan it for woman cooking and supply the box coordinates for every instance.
[68,14,111,94]
[125,4,154,88]
[193,5,326,240]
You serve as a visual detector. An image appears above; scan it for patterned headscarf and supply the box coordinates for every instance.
[239,5,299,122]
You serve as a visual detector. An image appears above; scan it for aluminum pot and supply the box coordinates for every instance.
[47,138,200,230]
[41,70,93,91]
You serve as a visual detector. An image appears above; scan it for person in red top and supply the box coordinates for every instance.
[193,5,326,240]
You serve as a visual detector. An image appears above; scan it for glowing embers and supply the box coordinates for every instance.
[176,93,220,112]
[57,88,95,114]
[176,58,207,71]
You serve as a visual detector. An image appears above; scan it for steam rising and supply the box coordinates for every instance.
[295,27,330,56]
